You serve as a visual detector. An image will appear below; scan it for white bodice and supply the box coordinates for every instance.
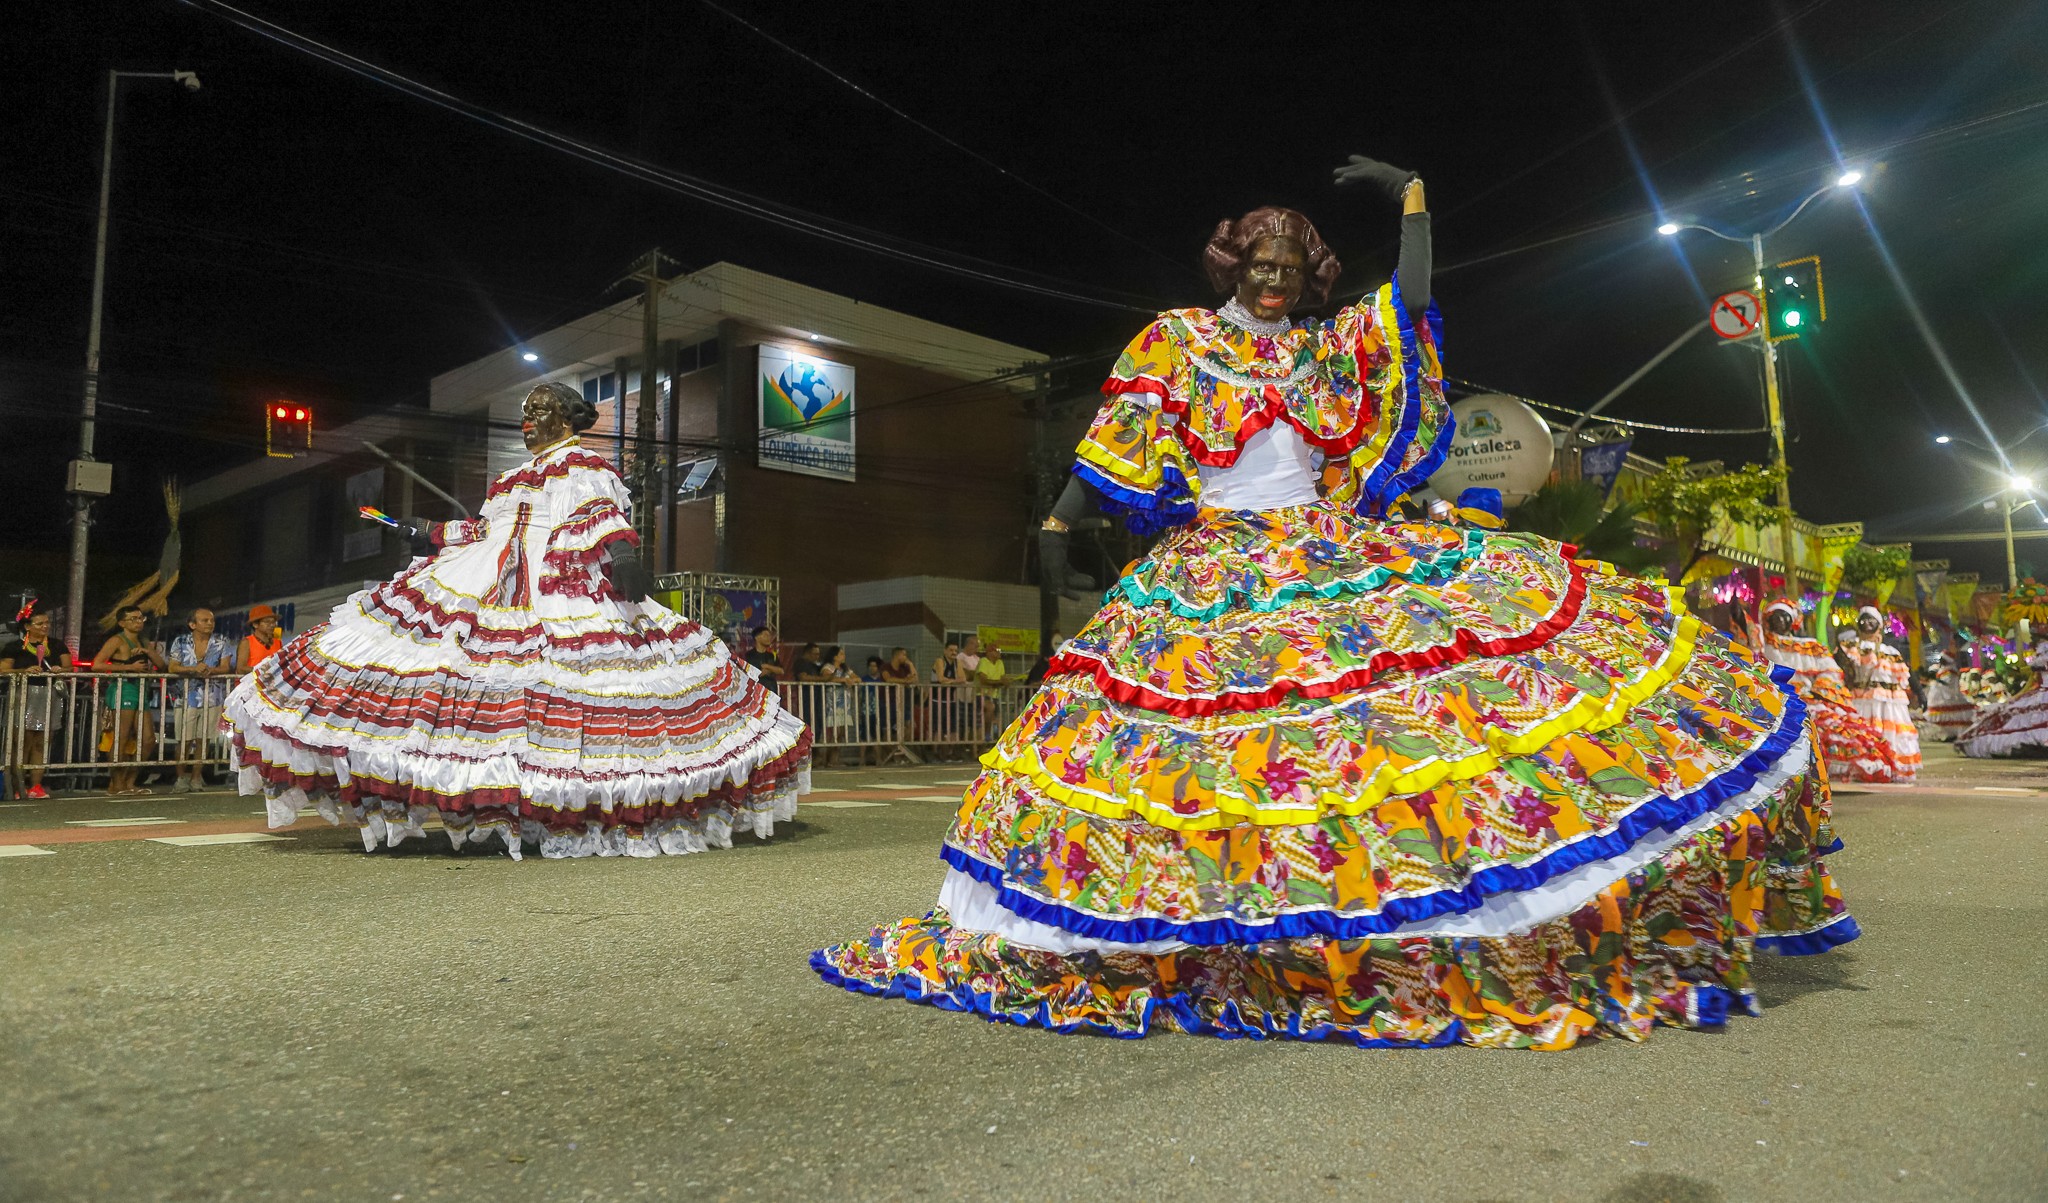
[1190,422,1322,511]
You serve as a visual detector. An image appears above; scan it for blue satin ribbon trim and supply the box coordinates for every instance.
[811,948,1470,1047]
[1356,286,1454,517]
[940,666,1812,947]
[1072,461,1196,536]
[1756,913,1862,956]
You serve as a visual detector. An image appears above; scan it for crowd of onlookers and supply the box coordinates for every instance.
[740,625,1062,765]
[1,599,285,799]
[5,602,1066,795]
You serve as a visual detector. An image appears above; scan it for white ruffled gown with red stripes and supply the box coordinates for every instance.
[224,439,810,858]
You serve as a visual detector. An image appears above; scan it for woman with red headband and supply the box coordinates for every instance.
[1,598,73,799]
[814,157,1855,1050]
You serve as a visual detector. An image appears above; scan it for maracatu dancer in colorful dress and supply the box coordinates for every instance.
[1834,606,1919,779]
[813,158,1855,1049]
[1759,601,1900,781]
[225,383,810,858]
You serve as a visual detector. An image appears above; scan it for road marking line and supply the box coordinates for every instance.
[0,844,55,858]
[147,832,295,847]
[66,817,182,828]
[802,800,890,809]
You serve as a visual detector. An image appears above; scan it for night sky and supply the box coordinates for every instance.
[10,0,2048,579]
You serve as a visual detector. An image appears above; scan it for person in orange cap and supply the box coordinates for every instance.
[235,605,283,674]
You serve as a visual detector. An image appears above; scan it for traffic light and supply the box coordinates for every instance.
[1764,256,1825,342]
[266,401,313,458]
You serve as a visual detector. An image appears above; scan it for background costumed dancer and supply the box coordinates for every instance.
[813,161,1856,1049]
[1920,653,1977,741]
[1956,643,2048,757]
[225,383,811,858]
[1759,601,1900,781]
[1834,606,1920,778]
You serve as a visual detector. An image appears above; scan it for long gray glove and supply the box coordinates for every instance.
[398,516,437,558]
[1331,154,1417,201]
[1039,476,1099,600]
[1332,154,1432,315]
[607,548,653,603]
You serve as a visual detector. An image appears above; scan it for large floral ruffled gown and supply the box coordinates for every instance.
[1760,627,1901,781]
[225,439,810,858]
[1958,647,2048,757]
[1839,638,1920,778]
[813,285,1857,1049]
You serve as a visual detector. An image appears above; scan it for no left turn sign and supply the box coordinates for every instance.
[1711,289,1762,339]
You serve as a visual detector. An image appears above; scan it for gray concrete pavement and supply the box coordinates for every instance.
[1,746,2043,1202]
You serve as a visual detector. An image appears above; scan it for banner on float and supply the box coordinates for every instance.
[758,345,856,481]
[1578,437,1633,500]
[976,625,1039,657]
[1914,567,1949,622]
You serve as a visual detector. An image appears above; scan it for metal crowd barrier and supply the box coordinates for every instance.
[775,681,1033,760]
[1,670,236,797]
[0,672,1033,796]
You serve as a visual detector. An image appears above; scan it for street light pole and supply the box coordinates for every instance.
[1657,171,1858,595]
[1752,232,1799,590]
[2005,497,2018,593]
[65,68,200,658]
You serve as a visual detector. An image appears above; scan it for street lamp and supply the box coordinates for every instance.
[1655,168,1863,589]
[2002,474,2038,592]
[66,69,202,658]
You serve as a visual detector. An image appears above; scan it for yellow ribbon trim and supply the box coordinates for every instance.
[983,595,1747,831]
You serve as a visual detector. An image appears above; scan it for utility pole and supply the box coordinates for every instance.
[1752,233,1800,592]
[2005,498,2020,593]
[67,68,200,657]
[1032,367,1056,659]
[622,249,677,555]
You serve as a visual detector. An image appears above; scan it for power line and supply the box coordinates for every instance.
[178,0,1162,315]
[1445,376,1771,435]
[694,0,1192,279]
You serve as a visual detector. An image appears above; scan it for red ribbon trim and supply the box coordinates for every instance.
[1101,319,1384,468]
[1046,553,1591,716]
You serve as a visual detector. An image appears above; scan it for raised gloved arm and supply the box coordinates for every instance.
[1333,154,1432,315]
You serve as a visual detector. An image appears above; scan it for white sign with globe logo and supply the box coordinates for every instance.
[1426,394,1554,506]
[758,345,856,481]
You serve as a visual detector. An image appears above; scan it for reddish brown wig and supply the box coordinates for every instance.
[1201,207,1343,306]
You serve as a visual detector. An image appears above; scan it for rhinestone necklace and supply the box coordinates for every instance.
[1217,297,1293,336]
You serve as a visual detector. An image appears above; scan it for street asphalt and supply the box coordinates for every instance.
[1,743,2043,1202]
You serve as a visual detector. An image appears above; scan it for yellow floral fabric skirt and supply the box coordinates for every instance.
[813,505,1857,1048]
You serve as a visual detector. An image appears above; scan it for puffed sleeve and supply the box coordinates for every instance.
[1320,281,1451,517]
[1073,318,1198,534]
[539,453,641,599]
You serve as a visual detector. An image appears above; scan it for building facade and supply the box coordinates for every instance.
[180,262,1056,643]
